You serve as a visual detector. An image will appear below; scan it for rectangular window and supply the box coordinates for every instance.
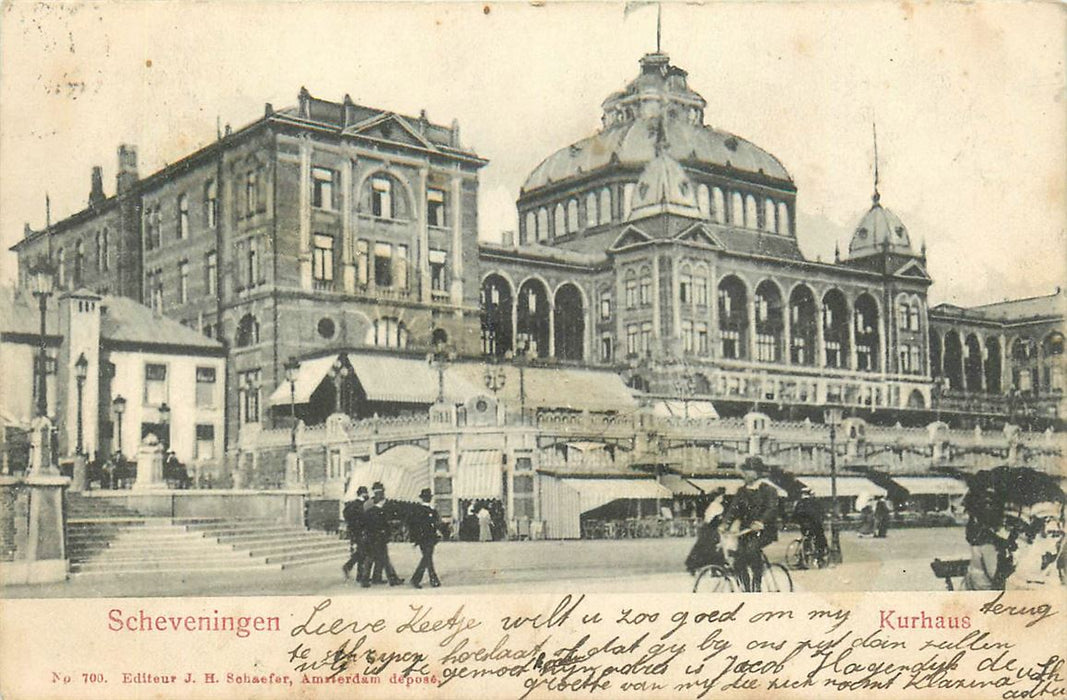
[239,369,261,423]
[721,330,740,360]
[427,188,446,227]
[178,194,189,239]
[695,279,708,306]
[682,321,694,353]
[101,228,110,272]
[312,234,334,282]
[205,251,217,296]
[247,238,259,288]
[600,292,611,320]
[430,249,447,292]
[195,424,215,460]
[434,455,450,473]
[515,457,532,471]
[512,473,535,519]
[371,178,392,218]
[757,334,776,362]
[825,340,842,368]
[356,239,369,286]
[195,367,217,408]
[600,335,613,362]
[144,363,168,405]
[246,171,258,215]
[178,261,189,304]
[374,243,392,287]
[205,180,218,228]
[791,336,806,365]
[627,324,639,356]
[640,277,652,306]
[312,166,336,209]
[641,322,653,355]
[696,322,709,354]
[679,275,691,304]
[396,244,409,290]
[625,280,637,309]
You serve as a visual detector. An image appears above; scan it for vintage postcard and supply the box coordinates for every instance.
[0,1,1064,698]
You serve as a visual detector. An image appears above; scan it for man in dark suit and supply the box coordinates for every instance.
[409,488,445,589]
[341,486,369,581]
[721,469,779,591]
[360,482,401,588]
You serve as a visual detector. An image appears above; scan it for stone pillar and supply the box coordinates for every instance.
[298,137,313,290]
[133,434,165,490]
[70,454,87,492]
[285,452,302,489]
[341,154,356,293]
[29,416,56,476]
[0,473,70,585]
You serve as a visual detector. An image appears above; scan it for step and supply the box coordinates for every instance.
[263,543,351,564]
[194,524,302,538]
[72,562,282,576]
[277,548,353,569]
[89,551,257,565]
[212,530,319,544]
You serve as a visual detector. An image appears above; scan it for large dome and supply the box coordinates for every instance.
[522,53,792,193]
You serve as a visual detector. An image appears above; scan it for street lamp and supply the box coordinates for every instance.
[284,356,301,451]
[29,260,56,419]
[483,364,506,394]
[506,346,529,424]
[329,358,349,415]
[427,346,454,403]
[824,406,844,564]
[158,402,171,452]
[74,353,88,455]
[111,395,126,457]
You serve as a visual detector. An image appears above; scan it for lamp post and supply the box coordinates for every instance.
[29,260,56,419]
[111,395,126,457]
[158,402,171,452]
[329,358,349,415]
[506,346,528,424]
[284,356,300,451]
[483,364,506,395]
[824,406,844,564]
[74,353,88,455]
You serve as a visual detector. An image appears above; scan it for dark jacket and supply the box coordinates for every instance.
[343,497,368,542]
[793,497,824,530]
[723,482,779,539]
[363,501,392,546]
[409,502,444,545]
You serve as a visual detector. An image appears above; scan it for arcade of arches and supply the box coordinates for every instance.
[929,329,1063,396]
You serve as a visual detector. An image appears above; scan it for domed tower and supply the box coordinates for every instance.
[516,52,799,254]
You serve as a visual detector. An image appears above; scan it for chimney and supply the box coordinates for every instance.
[501,230,515,247]
[298,86,311,118]
[89,166,105,206]
[116,144,139,194]
[450,118,461,148]
[342,94,355,128]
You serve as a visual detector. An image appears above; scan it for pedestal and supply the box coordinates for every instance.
[70,454,87,492]
[285,452,301,488]
[0,473,70,585]
[132,434,166,490]
[29,416,57,476]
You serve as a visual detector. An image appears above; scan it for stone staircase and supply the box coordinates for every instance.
[66,494,350,576]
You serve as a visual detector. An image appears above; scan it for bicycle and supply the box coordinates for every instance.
[693,529,794,593]
[785,531,827,570]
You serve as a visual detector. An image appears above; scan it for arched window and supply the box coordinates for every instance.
[516,279,550,358]
[730,192,744,226]
[639,267,652,307]
[586,192,599,228]
[567,199,579,233]
[754,281,784,362]
[745,195,758,229]
[370,318,408,348]
[964,334,983,390]
[95,231,104,272]
[537,208,549,242]
[718,276,748,360]
[930,330,942,378]
[822,289,849,369]
[910,346,922,375]
[101,227,110,272]
[764,199,776,232]
[897,298,909,331]
[712,187,725,224]
[235,314,259,348]
[178,194,189,239]
[697,184,711,217]
[554,284,585,361]
[599,188,612,224]
[481,274,514,358]
[944,332,964,390]
[362,172,411,220]
[777,202,790,235]
[789,285,817,366]
[74,240,84,287]
[854,294,880,372]
[985,337,1002,394]
[909,299,921,331]
[523,212,535,244]
[554,204,566,238]
[1043,332,1064,357]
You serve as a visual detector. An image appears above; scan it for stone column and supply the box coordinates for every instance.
[747,291,757,361]
[847,303,857,370]
[29,417,56,476]
[0,473,70,585]
[782,300,792,366]
[133,434,165,490]
[298,137,313,290]
[341,153,356,292]
[450,174,464,307]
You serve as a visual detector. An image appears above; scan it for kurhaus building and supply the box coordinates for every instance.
[10,50,1065,464]
[13,89,487,451]
[478,52,1064,427]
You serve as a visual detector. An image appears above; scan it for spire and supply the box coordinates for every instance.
[834,242,841,263]
[656,1,662,53]
[872,122,880,205]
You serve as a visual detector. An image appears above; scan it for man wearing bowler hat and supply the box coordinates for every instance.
[360,481,402,587]
[341,485,369,581]
[409,487,445,588]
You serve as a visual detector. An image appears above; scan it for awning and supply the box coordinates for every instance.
[797,476,886,499]
[347,354,482,404]
[454,450,503,499]
[560,478,673,513]
[268,355,338,406]
[891,476,968,496]
[652,400,719,419]
[687,476,787,497]
[345,444,430,503]
[660,474,702,496]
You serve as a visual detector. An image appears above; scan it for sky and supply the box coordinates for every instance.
[1,1,1064,307]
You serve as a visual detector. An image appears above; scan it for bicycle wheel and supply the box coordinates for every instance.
[761,563,794,592]
[785,538,804,568]
[694,566,736,593]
